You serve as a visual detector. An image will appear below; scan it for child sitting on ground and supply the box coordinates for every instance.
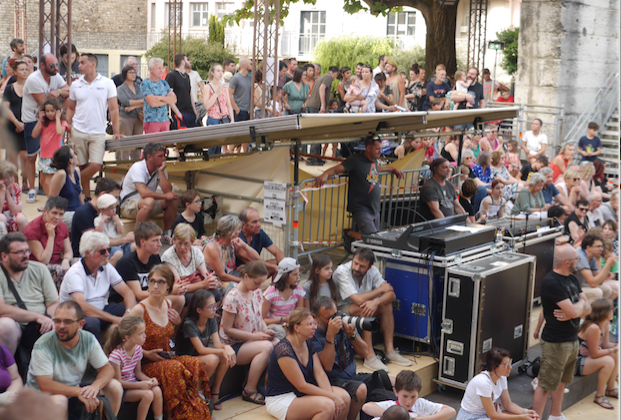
[93,193,136,265]
[345,75,368,113]
[0,161,27,234]
[363,370,456,420]
[262,258,305,340]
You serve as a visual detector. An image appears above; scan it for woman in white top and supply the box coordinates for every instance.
[480,180,507,219]
[456,347,538,420]
[521,119,548,164]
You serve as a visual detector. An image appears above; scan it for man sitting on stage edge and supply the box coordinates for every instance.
[120,143,178,244]
[236,207,284,276]
[333,248,411,372]
[418,158,465,221]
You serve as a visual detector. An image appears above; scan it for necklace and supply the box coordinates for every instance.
[177,69,188,79]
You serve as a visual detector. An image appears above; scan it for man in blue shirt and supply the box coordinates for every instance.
[236,207,284,276]
[577,122,602,163]
[422,69,451,111]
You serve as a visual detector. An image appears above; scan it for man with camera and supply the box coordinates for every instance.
[333,248,412,372]
[310,296,394,420]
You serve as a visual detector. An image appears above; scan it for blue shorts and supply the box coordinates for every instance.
[24,121,41,156]
[110,243,132,256]
[231,342,244,354]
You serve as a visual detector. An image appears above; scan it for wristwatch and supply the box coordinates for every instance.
[349,334,356,341]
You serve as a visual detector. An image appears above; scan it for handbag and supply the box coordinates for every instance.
[208,83,228,124]
[136,110,144,123]
[179,270,204,284]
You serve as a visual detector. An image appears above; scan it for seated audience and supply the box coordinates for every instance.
[27,301,123,419]
[48,146,83,231]
[380,405,410,420]
[262,258,304,340]
[418,159,465,221]
[479,124,503,152]
[564,199,589,245]
[520,155,548,182]
[334,248,411,372]
[115,222,186,313]
[0,162,27,234]
[602,220,619,259]
[459,179,485,223]
[490,150,520,201]
[480,180,507,220]
[103,316,163,420]
[162,223,221,302]
[511,173,548,216]
[204,215,260,294]
[555,170,583,209]
[578,162,603,198]
[576,231,618,303]
[219,261,276,405]
[550,144,574,182]
[0,343,22,406]
[363,370,455,420]
[127,264,211,419]
[59,232,136,340]
[577,121,602,163]
[586,192,605,229]
[119,143,178,243]
[540,167,573,213]
[394,136,421,160]
[600,190,618,223]
[547,205,567,227]
[237,207,284,276]
[93,193,135,260]
[592,160,611,197]
[0,233,57,376]
[576,299,618,409]
[171,189,206,246]
[24,197,75,290]
[265,307,351,420]
[176,290,236,411]
[303,254,337,310]
[457,347,538,420]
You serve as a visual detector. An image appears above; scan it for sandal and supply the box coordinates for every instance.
[242,389,265,405]
[606,388,619,399]
[212,393,222,410]
[594,395,614,409]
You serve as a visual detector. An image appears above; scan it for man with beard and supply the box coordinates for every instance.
[21,53,70,203]
[333,248,411,372]
[417,158,466,222]
[236,207,284,276]
[532,243,590,420]
[59,232,136,340]
[27,300,122,419]
[0,233,57,375]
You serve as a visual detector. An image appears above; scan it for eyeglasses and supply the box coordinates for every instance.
[48,63,57,68]
[203,304,218,311]
[148,279,168,287]
[578,207,588,212]
[193,199,202,204]
[53,318,79,326]
[9,249,31,257]
[97,248,111,256]
[502,359,513,369]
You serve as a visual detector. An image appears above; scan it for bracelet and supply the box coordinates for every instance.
[325,339,335,345]
[522,408,527,414]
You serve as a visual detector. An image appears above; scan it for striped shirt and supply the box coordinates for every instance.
[109,344,143,382]
[264,285,305,319]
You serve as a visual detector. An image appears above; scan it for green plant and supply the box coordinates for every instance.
[496,27,519,76]
[312,36,398,72]
[145,33,235,80]
[208,15,225,45]
[391,44,426,74]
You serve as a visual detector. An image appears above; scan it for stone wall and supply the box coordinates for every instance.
[515,0,619,146]
[0,0,148,57]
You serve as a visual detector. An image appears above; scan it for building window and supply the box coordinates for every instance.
[95,54,109,78]
[165,2,183,27]
[299,11,326,55]
[150,3,156,29]
[387,11,416,36]
[191,3,209,27]
[216,2,234,20]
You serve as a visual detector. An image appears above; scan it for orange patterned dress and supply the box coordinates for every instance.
[140,302,211,420]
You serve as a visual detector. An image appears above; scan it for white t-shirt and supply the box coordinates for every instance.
[189,69,202,103]
[22,71,67,123]
[370,399,443,419]
[460,371,507,415]
[522,131,548,155]
[333,261,385,308]
[587,208,604,229]
[94,215,123,239]
[59,260,123,310]
[161,246,205,277]
[69,74,117,134]
[120,160,166,201]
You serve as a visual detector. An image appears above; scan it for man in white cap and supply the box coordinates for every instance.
[262,258,304,340]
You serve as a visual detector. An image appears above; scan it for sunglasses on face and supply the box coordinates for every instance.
[97,248,111,256]
[48,63,58,69]
[578,207,588,211]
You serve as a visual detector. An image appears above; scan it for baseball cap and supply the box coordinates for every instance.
[273,257,301,284]
[97,194,118,210]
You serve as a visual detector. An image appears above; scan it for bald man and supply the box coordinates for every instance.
[532,242,591,419]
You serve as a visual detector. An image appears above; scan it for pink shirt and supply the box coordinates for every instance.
[40,120,68,159]
[219,287,264,345]
[263,284,305,319]
[109,344,143,382]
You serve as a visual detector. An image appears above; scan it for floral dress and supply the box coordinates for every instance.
[405,80,424,112]
[219,286,264,345]
[490,164,518,200]
[2,182,21,232]
[140,301,211,420]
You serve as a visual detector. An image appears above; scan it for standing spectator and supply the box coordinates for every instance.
[314,63,322,79]
[66,54,120,200]
[203,63,234,154]
[550,144,574,182]
[1,39,24,81]
[425,64,446,85]
[577,122,602,162]
[282,67,309,115]
[58,44,79,83]
[112,56,142,87]
[374,73,394,110]
[166,54,197,130]
[586,192,605,228]
[384,60,404,108]
[532,243,590,420]
[119,143,178,242]
[345,65,381,114]
[575,231,618,303]
[142,58,176,134]
[1,59,28,172]
[306,66,339,165]
[116,65,144,159]
[450,67,485,113]
[48,146,84,231]
[276,60,288,88]
[521,119,548,164]
[335,66,351,109]
[282,57,297,86]
[229,58,253,150]
[186,58,204,103]
[481,69,508,101]
[21,54,69,203]
[355,63,364,79]
[421,69,450,111]
[303,63,315,94]
[404,64,425,112]
[223,59,236,77]
[372,55,389,78]
[0,162,27,233]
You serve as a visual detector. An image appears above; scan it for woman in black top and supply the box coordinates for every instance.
[265,308,350,420]
[1,60,29,171]
[564,199,590,245]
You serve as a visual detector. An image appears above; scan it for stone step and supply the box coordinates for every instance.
[600,130,619,137]
[600,139,619,146]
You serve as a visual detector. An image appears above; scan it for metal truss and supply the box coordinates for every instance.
[38,0,72,84]
[466,0,488,73]
[167,0,182,68]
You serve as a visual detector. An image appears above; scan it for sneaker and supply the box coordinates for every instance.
[386,349,413,366]
[364,356,389,372]
[26,189,36,203]
[163,233,173,245]
[306,158,325,166]
[548,414,568,420]
[342,229,354,254]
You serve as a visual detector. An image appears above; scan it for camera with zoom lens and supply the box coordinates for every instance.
[333,311,380,332]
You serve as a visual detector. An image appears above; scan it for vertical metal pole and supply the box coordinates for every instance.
[292,141,300,260]
[66,0,72,86]
[491,49,497,102]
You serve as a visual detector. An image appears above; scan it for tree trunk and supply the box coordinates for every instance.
[423,1,458,76]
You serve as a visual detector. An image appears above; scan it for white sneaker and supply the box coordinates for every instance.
[26,189,36,203]
[387,349,413,366]
[364,356,389,372]
[548,414,568,420]
[531,377,538,391]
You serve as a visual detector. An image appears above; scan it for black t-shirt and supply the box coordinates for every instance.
[112,251,162,303]
[342,153,380,214]
[71,203,98,257]
[2,83,22,137]
[171,213,206,239]
[540,270,582,342]
[165,70,194,114]
[459,196,475,217]
[418,178,457,221]
[563,212,589,244]
[456,82,484,110]
[177,318,219,356]
[520,163,536,181]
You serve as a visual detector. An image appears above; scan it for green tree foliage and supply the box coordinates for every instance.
[208,15,226,45]
[145,33,235,80]
[391,44,426,75]
[312,36,398,72]
[496,27,519,76]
